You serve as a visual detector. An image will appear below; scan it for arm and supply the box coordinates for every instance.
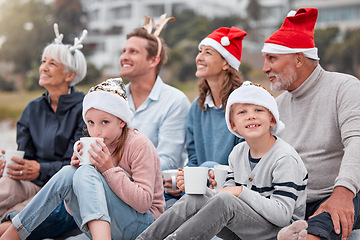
[103,135,161,214]
[16,97,86,186]
[185,102,198,167]
[157,96,190,170]
[313,77,360,238]
[37,114,85,183]
[238,156,308,227]
[310,186,354,238]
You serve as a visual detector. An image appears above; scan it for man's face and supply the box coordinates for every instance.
[262,53,298,92]
[119,36,153,81]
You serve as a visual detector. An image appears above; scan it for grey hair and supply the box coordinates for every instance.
[41,23,87,86]
[42,43,87,86]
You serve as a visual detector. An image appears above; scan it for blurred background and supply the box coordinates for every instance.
[0,0,360,128]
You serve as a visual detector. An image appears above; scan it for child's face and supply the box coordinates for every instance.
[85,108,126,146]
[230,103,276,139]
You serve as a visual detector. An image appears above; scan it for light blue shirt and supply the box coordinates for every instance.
[126,77,191,170]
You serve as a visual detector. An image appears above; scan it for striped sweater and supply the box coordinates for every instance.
[224,137,308,227]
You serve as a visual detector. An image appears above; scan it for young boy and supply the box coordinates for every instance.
[136,81,308,240]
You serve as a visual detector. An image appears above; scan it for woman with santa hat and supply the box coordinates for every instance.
[162,27,247,207]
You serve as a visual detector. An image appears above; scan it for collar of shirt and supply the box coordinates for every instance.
[204,92,222,109]
[46,86,74,104]
[126,76,164,112]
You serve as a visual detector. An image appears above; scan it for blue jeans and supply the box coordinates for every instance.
[27,202,77,240]
[306,192,360,240]
[12,165,154,240]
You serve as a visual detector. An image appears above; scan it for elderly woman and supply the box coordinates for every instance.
[0,24,87,238]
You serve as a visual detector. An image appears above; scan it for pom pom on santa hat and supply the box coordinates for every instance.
[199,27,247,70]
[262,8,320,60]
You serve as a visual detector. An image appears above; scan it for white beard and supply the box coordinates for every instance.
[269,68,297,92]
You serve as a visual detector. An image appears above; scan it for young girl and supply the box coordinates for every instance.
[0,78,165,240]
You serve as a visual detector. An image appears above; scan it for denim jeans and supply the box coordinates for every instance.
[306,192,360,240]
[12,165,154,240]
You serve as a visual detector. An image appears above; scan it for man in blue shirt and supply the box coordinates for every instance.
[120,27,190,202]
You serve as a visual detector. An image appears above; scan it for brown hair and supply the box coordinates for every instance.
[198,67,244,111]
[112,124,129,166]
[126,28,168,76]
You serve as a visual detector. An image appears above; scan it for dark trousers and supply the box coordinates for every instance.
[27,202,78,240]
[306,192,360,240]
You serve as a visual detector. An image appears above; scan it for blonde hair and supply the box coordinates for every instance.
[112,125,129,165]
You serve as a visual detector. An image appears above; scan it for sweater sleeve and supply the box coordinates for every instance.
[102,136,160,214]
[334,77,360,194]
[238,156,307,227]
[185,101,198,167]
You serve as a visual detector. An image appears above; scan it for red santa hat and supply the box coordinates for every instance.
[262,8,320,60]
[198,27,247,70]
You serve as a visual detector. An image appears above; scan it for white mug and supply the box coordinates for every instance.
[73,137,103,165]
[162,169,179,191]
[214,165,230,190]
[1,150,25,177]
[183,166,209,194]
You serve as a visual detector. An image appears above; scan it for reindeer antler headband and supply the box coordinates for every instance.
[143,14,175,57]
[53,23,88,55]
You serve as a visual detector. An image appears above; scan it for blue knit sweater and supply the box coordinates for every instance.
[186,98,242,167]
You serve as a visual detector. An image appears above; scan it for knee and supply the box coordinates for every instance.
[213,192,238,209]
[216,191,235,201]
[73,165,97,177]
[58,165,76,177]
[52,165,76,184]
[73,165,100,186]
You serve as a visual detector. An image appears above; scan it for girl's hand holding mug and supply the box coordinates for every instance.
[71,143,82,168]
[0,150,5,177]
[89,140,114,174]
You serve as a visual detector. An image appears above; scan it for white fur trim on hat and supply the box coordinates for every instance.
[262,43,319,60]
[82,90,133,124]
[199,38,240,70]
[225,81,285,138]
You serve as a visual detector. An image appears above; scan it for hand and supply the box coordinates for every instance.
[217,186,243,197]
[71,143,82,168]
[89,139,114,173]
[309,186,354,240]
[166,188,182,197]
[163,178,174,189]
[208,169,216,189]
[163,172,182,196]
[176,168,185,192]
[0,150,5,177]
[0,158,5,177]
[6,157,40,181]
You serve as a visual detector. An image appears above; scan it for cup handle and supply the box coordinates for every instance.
[171,175,177,189]
[73,140,82,160]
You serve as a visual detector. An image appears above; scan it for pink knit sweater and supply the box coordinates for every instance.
[102,129,165,219]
